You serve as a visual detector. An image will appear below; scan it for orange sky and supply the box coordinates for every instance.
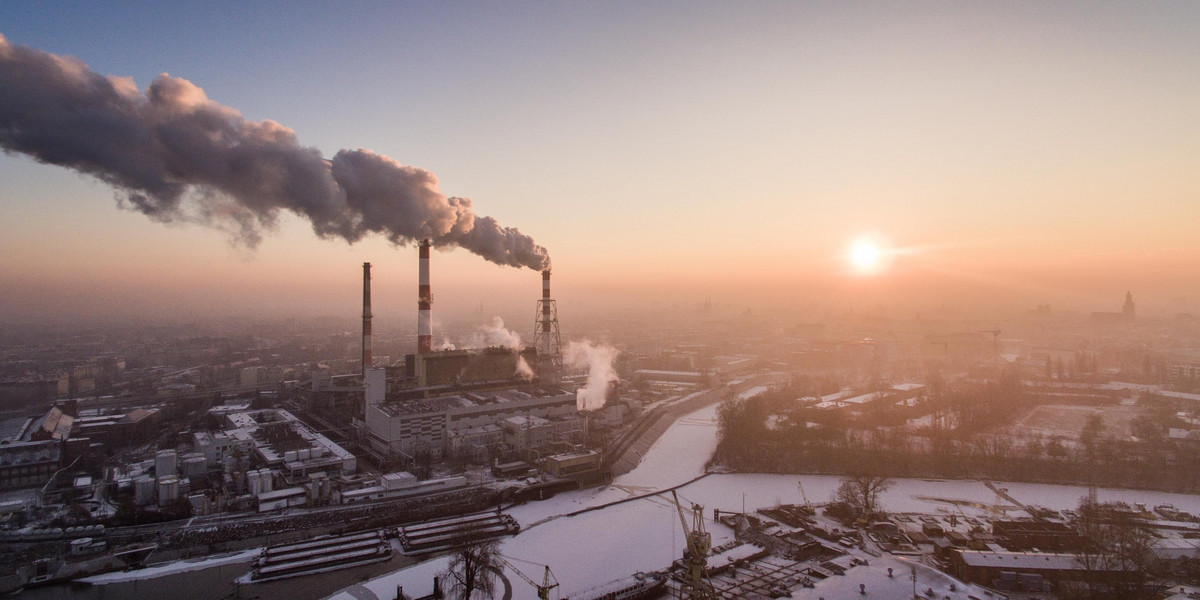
[2,3,1199,324]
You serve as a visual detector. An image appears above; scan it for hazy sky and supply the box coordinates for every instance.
[2,2,1198,324]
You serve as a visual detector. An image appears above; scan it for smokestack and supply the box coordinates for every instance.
[541,269,552,333]
[418,240,433,354]
[362,262,372,375]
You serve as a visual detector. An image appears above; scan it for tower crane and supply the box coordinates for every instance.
[671,490,716,600]
[498,554,559,600]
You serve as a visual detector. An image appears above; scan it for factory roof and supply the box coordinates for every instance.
[0,417,31,443]
[953,550,1102,571]
[379,387,574,417]
[257,487,306,502]
[503,415,550,428]
[37,406,74,440]
[1152,537,1200,560]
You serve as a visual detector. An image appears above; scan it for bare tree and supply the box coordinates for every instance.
[1068,497,1155,600]
[443,538,501,600]
[834,475,893,522]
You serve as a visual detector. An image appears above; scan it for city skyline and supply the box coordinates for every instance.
[3,2,1199,323]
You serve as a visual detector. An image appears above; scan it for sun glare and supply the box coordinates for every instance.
[848,235,891,275]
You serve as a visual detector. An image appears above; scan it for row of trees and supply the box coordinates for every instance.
[714,378,1200,492]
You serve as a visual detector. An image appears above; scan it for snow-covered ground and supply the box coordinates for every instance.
[325,395,1200,600]
[999,480,1200,515]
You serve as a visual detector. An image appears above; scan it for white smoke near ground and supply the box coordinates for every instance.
[0,35,549,270]
[435,337,456,351]
[514,355,534,382]
[464,317,523,350]
[564,340,619,411]
[449,317,532,381]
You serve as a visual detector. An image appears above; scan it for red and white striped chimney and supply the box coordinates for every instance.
[541,269,552,333]
[417,240,433,354]
[362,262,372,374]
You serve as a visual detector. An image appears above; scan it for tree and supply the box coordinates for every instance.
[443,538,501,599]
[1068,497,1154,600]
[833,475,893,522]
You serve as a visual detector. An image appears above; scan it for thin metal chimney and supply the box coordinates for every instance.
[417,240,433,354]
[362,262,372,375]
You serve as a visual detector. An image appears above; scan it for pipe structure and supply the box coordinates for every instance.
[362,262,373,374]
[418,240,433,354]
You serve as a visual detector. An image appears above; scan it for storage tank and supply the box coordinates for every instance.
[134,476,156,506]
[157,477,179,506]
[247,470,261,496]
[183,457,207,477]
[156,450,178,478]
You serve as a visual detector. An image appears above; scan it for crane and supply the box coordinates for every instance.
[671,490,716,600]
[498,554,559,600]
[797,480,814,515]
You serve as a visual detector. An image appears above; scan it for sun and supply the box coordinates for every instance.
[847,235,892,275]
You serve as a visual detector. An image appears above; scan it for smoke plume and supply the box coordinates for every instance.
[0,34,549,270]
[564,340,619,411]
[465,317,523,350]
[514,355,534,382]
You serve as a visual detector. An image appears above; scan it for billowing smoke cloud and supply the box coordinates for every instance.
[564,340,619,411]
[0,35,549,270]
[465,317,523,350]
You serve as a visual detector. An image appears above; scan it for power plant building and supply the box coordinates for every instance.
[406,347,538,387]
[364,386,584,461]
[356,238,582,465]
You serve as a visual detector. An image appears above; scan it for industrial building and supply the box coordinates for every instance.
[353,240,581,468]
[363,384,583,462]
[0,440,60,490]
[221,409,357,477]
[404,347,538,387]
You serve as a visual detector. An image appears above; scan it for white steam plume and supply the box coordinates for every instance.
[515,355,534,382]
[465,317,523,350]
[0,35,549,270]
[564,340,619,411]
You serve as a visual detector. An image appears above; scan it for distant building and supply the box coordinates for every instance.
[1092,291,1136,325]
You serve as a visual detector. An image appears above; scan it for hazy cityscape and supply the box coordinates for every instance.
[2,3,1200,600]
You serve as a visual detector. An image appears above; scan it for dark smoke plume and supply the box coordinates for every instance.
[0,34,549,270]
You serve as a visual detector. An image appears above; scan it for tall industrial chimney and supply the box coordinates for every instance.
[417,240,433,354]
[533,269,562,383]
[362,262,373,374]
[541,269,552,332]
